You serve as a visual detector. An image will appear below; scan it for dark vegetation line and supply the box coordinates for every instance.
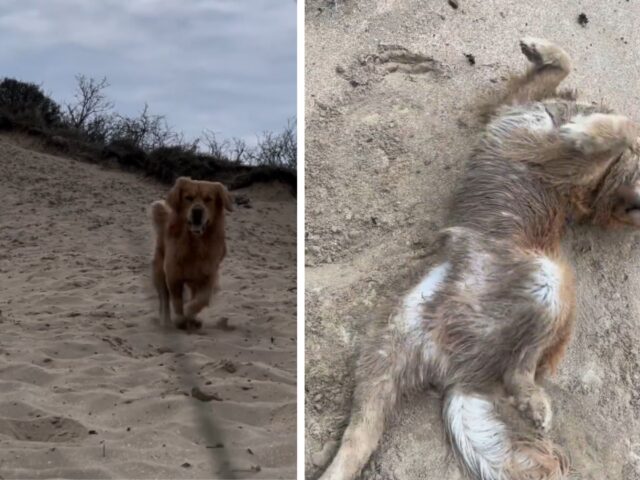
[0,76,297,194]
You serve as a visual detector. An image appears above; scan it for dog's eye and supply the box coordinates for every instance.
[204,196,212,203]
[185,195,194,202]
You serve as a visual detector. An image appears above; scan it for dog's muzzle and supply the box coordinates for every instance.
[188,206,207,234]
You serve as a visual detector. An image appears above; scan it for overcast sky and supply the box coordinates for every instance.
[0,0,296,144]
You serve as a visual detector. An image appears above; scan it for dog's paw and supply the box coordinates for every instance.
[174,315,189,330]
[519,37,570,71]
[174,315,202,331]
[560,113,636,155]
[188,318,203,330]
[515,388,552,432]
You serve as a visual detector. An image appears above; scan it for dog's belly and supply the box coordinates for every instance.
[395,262,450,332]
[394,252,571,335]
[488,103,554,139]
[528,255,566,317]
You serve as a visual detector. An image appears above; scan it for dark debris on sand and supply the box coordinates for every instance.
[578,13,589,27]
[191,386,223,402]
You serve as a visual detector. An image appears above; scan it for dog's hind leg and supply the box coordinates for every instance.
[319,261,452,480]
[319,326,429,480]
[319,340,401,480]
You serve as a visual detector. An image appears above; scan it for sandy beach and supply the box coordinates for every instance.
[0,134,296,479]
[305,1,640,478]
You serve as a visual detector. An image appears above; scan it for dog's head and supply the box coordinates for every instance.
[167,177,233,235]
[574,147,640,227]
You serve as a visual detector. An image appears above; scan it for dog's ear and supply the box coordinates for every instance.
[167,176,191,211]
[220,184,234,212]
[211,182,233,212]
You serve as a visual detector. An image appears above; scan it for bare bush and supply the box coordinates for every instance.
[202,130,249,163]
[202,119,297,170]
[248,118,297,170]
[0,74,296,192]
[83,113,116,144]
[64,75,114,131]
[110,103,179,150]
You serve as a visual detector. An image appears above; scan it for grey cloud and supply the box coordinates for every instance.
[0,0,296,144]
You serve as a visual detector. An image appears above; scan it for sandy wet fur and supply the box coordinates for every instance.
[317,37,640,480]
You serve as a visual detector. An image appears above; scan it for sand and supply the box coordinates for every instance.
[305,1,640,479]
[0,134,296,479]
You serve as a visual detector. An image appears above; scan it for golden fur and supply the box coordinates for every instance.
[319,38,640,480]
[151,177,233,329]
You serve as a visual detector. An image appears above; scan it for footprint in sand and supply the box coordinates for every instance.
[0,416,88,443]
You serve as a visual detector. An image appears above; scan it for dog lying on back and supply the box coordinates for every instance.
[319,38,640,480]
[151,177,233,330]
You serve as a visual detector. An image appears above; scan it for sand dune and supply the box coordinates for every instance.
[0,134,296,479]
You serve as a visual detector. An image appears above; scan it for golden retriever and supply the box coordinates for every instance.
[319,38,640,480]
[150,176,233,329]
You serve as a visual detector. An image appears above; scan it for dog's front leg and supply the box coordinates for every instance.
[152,268,171,325]
[158,284,171,325]
[168,280,188,329]
[184,280,216,329]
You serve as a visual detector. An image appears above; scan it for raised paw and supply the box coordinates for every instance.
[188,318,203,330]
[175,315,202,331]
[560,113,637,155]
[514,388,553,432]
[519,37,571,72]
[174,315,189,330]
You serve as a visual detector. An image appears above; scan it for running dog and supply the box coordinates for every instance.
[151,177,233,329]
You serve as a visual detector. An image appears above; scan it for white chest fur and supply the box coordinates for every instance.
[396,263,450,331]
[529,256,564,317]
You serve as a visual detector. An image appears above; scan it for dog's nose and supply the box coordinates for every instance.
[191,207,204,224]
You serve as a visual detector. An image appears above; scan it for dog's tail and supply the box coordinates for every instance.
[443,387,570,480]
[150,200,169,234]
